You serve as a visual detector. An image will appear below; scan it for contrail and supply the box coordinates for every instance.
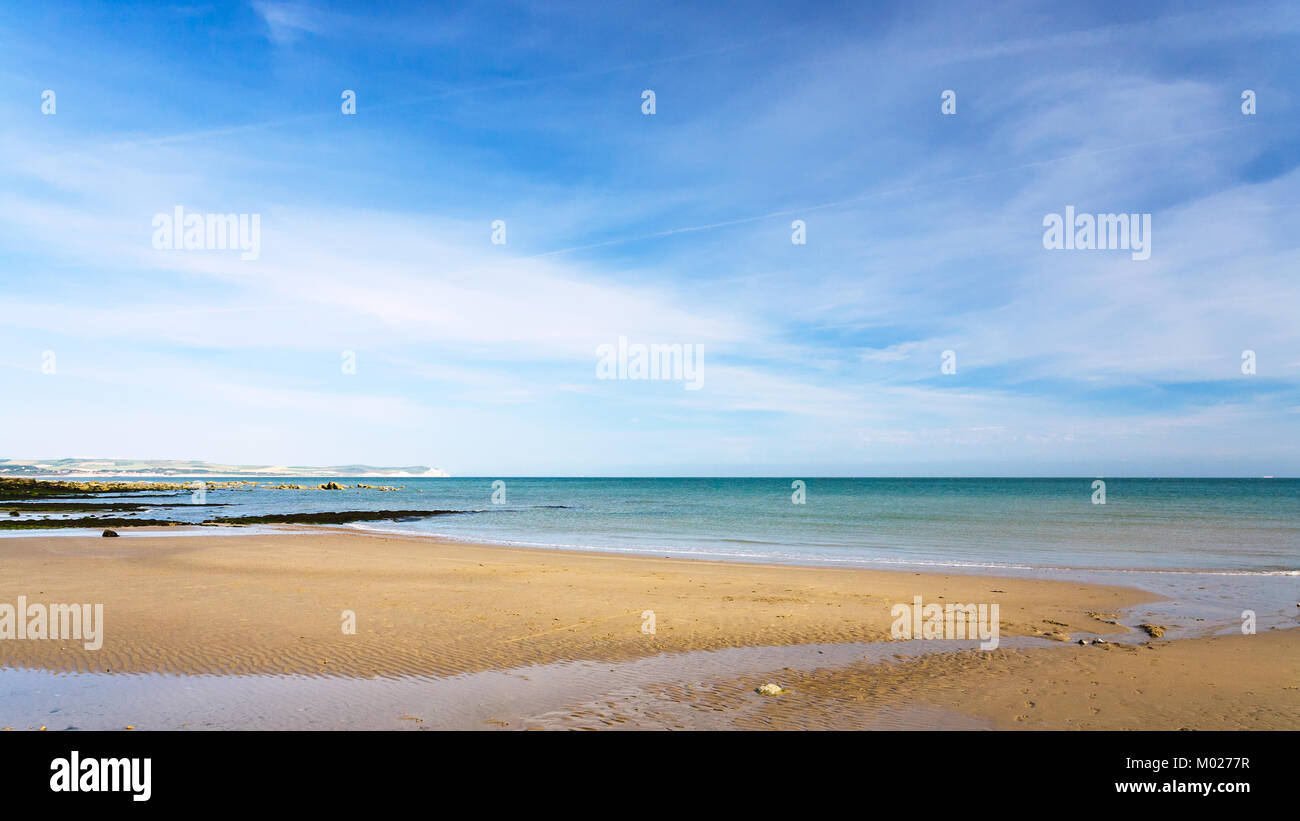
[83,30,803,155]
[529,121,1269,258]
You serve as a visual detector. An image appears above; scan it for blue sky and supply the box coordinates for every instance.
[1,0,1298,476]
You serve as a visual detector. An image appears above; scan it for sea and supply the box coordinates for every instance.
[9,476,1299,635]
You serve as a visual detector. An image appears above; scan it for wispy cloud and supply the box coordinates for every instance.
[252,1,330,44]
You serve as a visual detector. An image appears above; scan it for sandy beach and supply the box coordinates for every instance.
[1,527,1294,730]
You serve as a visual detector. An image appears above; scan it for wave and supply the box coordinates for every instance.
[341,521,1300,577]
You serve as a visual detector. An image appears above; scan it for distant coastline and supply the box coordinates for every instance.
[0,459,450,479]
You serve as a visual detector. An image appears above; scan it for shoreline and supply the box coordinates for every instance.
[6,520,1296,577]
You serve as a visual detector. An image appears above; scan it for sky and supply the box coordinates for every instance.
[0,0,1298,476]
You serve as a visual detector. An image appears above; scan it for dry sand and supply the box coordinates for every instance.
[1,528,1294,729]
[1,528,1144,676]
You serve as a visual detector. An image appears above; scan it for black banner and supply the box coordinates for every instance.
[3,730,1288,809]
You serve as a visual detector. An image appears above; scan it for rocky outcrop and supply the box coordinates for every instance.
[202,509,470,525]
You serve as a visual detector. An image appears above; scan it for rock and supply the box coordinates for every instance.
[101,529,119,538]
[319,481,346,490]
[1094,638,1107,645]
[755,683,786,696]
[8,511,18,516]
[1139,623,1166,638]
[1077,639,1090,645]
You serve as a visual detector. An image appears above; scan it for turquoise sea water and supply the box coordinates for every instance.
[15,477,1298,574]
[7,476,1299,635]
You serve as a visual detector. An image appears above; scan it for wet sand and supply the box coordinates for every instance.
[612,630,1300,730]
[0,528,1294,729]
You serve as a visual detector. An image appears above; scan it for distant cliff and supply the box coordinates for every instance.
[0,459,451,478]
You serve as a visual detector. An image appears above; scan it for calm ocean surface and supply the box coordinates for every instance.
[10,477,1300,634]
[22,477,1298,574]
